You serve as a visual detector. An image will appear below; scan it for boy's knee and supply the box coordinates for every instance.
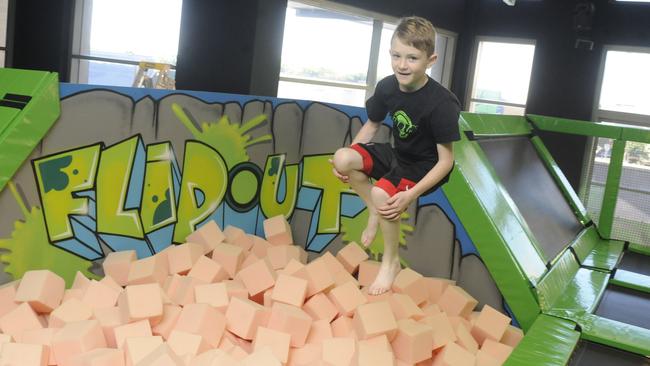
[332,148,359,173]
[371,186,389,205]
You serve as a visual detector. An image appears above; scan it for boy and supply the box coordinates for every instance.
[331,16,461,295]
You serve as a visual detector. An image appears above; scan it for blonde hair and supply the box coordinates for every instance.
[393,16,437,56]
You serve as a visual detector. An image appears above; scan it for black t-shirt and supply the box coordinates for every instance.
[365,75,461,163]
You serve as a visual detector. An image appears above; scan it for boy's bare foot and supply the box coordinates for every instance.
[361,213,379,247]
[368,258,401,295]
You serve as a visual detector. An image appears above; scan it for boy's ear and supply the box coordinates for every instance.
[427,53,438,68]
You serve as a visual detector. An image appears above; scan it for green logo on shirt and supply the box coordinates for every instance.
[393,110,416,139]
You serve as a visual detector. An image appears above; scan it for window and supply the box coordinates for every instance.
[0,0,8,67]
[467,38,535,115]
[583,46,650,245]
[70,0,182,87]
[278,1,457,107]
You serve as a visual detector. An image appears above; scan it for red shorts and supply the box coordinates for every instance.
[350,143,451,197]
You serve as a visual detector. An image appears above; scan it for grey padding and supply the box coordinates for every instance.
[569,341,650,366]
[619,251,650,277]
[595,285,650,329]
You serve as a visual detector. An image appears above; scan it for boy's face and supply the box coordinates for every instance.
[390,36,437,92]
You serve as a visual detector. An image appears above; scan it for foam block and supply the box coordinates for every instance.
[123,284,164,325]
[211,243,245,279]
[173,303,226,348]
[0,342,48,366]
[194,282,229,312]
[272,273,308,307]
[167,330,209,357]
[267,246,307,270]
[437,286,478,318]
[49,298,93,328]
[93,307,126,348]
[224,279,249,300]
[480,339,513,364]
[327,281,367,317]
[187,256,229,284]
[267,302,313,347]
[225,297,269,340]
[127,255,168,286]
[164,274,204,306]
[186,220,226,255]
[151,305,182,341]
[475,349,502,366]
[322,337,357,366]
[71,272,92,292]
[253,326,291,363]
[0,302,44,338]
[167,243,204,275]
[0,281,19,319]
[500,325,524,348]
[391,268,427,305]
[69,348,125,366]
[114,320,152,349]
[81,280,121,310]
[333,270,360,289]
[420,313,457,350]
[122,336,163,366]
[263,215,294,246]
[421,303,441,317]
[353,301,398,341]
[470,305,511,346]
[389,293,425,321]
[305,319,333,344]
[288,343,322,366]
[295,257,335,297]
[51,320,107,366]
[14,328,57,365]
[455,323,479,355]
[302,293,338,323]
[244,345,282,366]
[102,250,137,287]
[99,276,123,293]
[319,251,346,276]
[424,278,454,304]
[357,345,395,366]
[224,225,255,252]
[192,349,239,366]
[331,316,356,339]
[336,243,369,274]
[237,258,277,297]
[241,251,261,270]
[390,318,433,364]
[14,270,65,314]
[250,235,272,258]
[358,260,381,288]
[431,342,475,366]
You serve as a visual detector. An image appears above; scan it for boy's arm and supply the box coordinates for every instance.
[377,142,454,221]
[351,120,382,145]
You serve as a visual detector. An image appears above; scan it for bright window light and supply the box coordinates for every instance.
[599,50,650,116]
[468,39,535,115]
[1,0,7,67]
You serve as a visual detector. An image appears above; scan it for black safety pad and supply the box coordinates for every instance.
[595,284,650,329]
[619,251,650,277]
[569,341,650,366]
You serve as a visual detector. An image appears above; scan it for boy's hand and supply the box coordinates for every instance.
[378,189,415,221]
[329,159,349,183]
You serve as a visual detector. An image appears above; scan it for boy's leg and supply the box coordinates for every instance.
[332,148,379,247]
[368,186,401,295]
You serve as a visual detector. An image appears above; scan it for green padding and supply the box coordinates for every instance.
[530,136,590,225]
[599,139,626,239]
[536,250,579,310]
[570,227,623,271]
[629,243,650,256]
[0,68,60,193]
[548,311,650,356]
[619,124,650,144]
[611,270,650,294]
[504,315,579,366]
[444,118,543,330]
[460,112,532,136]
[527,114,621,139]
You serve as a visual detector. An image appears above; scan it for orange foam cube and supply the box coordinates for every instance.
[192,349,239,366]
[455,323,479,355]
[123,336,163,366]
[431,342,475,366]
[224,279,249,300]
[13,328,57,365]
[174,303,226,348]
[322,337,357,366]
[305,319,333,344]
[336,242,369,274]
[480,339,513,364]
[500,325,524,348]
[237,258,277,297]
[127,255,168,286]
[225,297,269,340]
[71,271,92,292]
[49,298,93,328]
[437,286,478,318]
[331,316,357,339]
[186,220,226,254]
[272,273,308,307]
[358,260,381,288]
[328,281,367,317]
[123,284,163,325]
[250,235,272,258]
[224,225,255,252]
[288,343,322,366]
[353,301,398,341]
[167,330,209,357]
[113,319,152,349]
[263,215,294,246]
[51,320,107,366]
[475,349,502,366]
[420,313,457,350]
[254,326,291,363]
[267,245,307,270]
[167,243,204,275]
[0,281,20,318]
[81,280,121,310]
[471,305,511,346]
[244,345,283,366]
[102,250,137,287]
[303,293,338,323]
[69,348,124,366]
[295,257,335,297]
[391,268,427,305]
[187,255,229,283]
[424,278,454,304]
[390,318,433,364]
[333,270,360,289]
[14,270,65,314]
[194,282,230,312]
[151,304,182,341]
[0,342,48,366]
[267,302,313,347]
[357,345,394,366]
[389,293,425,321]
[164,274,205,306]
[319,251,346,275]
[0,302,44,338]
[93,306,126,348]
[211,243,245,278]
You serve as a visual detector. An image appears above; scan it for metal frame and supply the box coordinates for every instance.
[465,35,536,115]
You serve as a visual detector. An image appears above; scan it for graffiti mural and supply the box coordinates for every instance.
[0,84,507,316]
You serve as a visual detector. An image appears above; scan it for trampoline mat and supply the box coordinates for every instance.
[569,341,650,366]
[595,284,650,329]
[478,136,583,262]
[619,251,650,277]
